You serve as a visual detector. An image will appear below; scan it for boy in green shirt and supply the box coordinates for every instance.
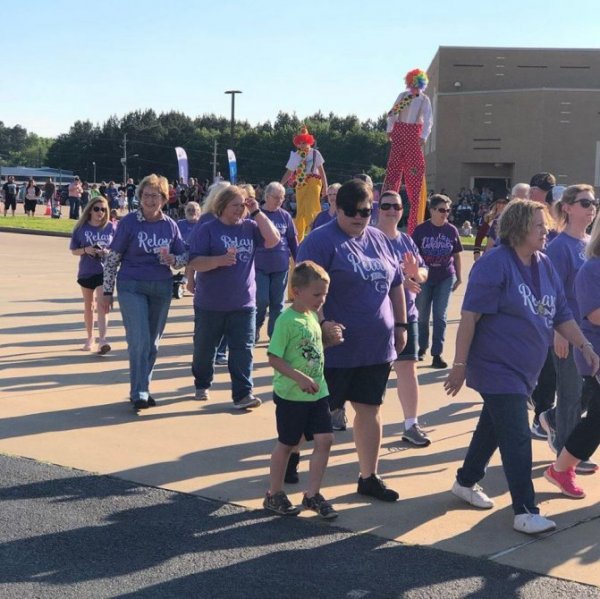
[263,261,344,518]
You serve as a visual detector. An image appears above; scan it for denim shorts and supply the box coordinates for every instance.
[396,321,419,362]
[274,393,332,446]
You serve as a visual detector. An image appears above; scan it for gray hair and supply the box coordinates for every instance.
[511,183,530,199]
[264,181,285,199]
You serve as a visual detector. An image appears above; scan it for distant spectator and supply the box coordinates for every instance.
[106,181,119,211]
[126,178,137,212]
[24,178,41,217]
[3,175,18,217]
[68,176,83,219]
[460,220,473,237]
[511,183,530,200]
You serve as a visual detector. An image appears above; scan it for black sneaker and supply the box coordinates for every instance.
[432,355,448,369]
[263,491,300,516]
[147,395,156,407]
[418,349,426,362]
[133,399,149,411]
[357,474,399,502]
[302,492,338,519]
[284,452,300,484]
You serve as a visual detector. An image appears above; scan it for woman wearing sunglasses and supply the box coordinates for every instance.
[297,179,407,502]
[540,185,599,472]
[376,191,431,446]
[412,194,463,368]
[70,196,115,353]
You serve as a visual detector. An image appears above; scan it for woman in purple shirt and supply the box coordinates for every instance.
[444,200,598,534]
[69,195,115,354]
[545,213,600,498]
[188,186,280,410]
[297,179,407,502]
[99,174,187,411]
[412,194,463,368]
[255,182,299,341]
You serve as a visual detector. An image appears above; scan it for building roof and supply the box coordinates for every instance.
[0,166,75,181]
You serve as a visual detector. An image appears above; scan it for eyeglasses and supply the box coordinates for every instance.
[573,199,599,209]
[142,192,162,200]
[435,207,451,214]
[92,206,107,213]
[380,203,403,211]
[342,207,372,218]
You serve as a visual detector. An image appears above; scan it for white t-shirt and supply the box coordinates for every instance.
[285,149,324,174]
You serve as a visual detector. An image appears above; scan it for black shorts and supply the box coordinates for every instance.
[325,362,392,410]
[77,273,104,290]
[396,321,419,362]
[4,196,16,210]
[24,199,37,212]
[274,393,333,446]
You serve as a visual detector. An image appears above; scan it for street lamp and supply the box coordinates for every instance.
[92,161,96,183]
[224,90,242,151]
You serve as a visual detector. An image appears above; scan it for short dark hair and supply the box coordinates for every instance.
[429,194,451,210]
[336,179,373,212]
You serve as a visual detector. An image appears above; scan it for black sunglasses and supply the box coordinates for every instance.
[342,207,372,218]
[435,207,451,214]
[380,202,402,211]
[93,206,107,213]
[573,199,598,209]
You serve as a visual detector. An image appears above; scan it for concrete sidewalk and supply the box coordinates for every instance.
[1,231,599,589]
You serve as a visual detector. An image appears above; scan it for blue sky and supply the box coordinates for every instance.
[5,0,599,137]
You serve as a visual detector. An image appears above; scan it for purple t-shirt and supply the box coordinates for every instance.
[546,232,588,323]
[388,232,427,323]
[463,245,572,395]
[177,218,199,247]
[297,221,404,368]
[70,222,116,278]
[574,258,600,376]
[411,221,462,284]
[198,212,217,225]
[189,218,263,311]
[311,210,335,230]
[109,212,185,282]
[254,208,298,273]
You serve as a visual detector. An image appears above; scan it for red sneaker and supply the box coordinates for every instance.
[544,465,586,499]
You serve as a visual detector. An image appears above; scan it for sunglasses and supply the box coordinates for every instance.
[342,207,372,218]
[380,202,403,211]
[573,199,598,209]
[435,207,451,214]
[92,206,107,213]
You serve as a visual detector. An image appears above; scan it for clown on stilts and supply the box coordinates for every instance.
[281,125,328,242]
[383,68,433,234]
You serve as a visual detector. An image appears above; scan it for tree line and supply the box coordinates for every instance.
[1,110,391,184]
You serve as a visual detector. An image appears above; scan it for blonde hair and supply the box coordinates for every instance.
[239,183,256,200]
[202,181,230,215]
[137,174,169,204]
[291,260,330,289]
[73,195,109,232]
[213,186,245,217]
[498,199,551,248]
[554,184,595,230]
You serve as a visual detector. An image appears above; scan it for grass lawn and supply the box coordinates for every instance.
[0,214,74,235]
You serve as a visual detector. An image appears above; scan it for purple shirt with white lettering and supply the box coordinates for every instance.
[411,221,462,284]
[189,218,263,311]
[388,232,426,323]
[574,258,600,376]
[546,232,588,324]
[463,245,572,395]
[254,208,298,273]
[70,222,115,278]
[109,212,185,282]
[297,221,404,368]
[311,210,335,230]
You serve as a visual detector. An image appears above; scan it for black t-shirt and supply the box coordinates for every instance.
[3,182,17,197]
[126,183,136,198]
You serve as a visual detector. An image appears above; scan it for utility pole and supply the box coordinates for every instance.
[224,90,242,151]
[212,139,218,182]
[121,133,128,183]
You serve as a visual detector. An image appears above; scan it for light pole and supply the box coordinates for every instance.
[92,161,96,183]
[121,133,128,183]
[224,90,242,151]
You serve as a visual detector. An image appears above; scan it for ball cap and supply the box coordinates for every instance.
[529,172,556,191]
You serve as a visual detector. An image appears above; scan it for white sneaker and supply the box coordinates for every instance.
[513,513,556,535]
[451,480,494,509]
[195,388,209,401]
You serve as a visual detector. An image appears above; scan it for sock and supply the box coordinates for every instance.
[405,418,418,430]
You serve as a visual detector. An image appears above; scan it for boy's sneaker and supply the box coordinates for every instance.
[331,408,347,431]
[402,424,431,447]
[234,394,262,410]
[513,513,556,535]
[284,452,300,484]
[539,410,558,454]
[302,492,338,519]
[195,388,209,401]
[575,460,599,474]
[530,417,548,440]
[357,474,399,502]
[263,491,300,516]
[431,355,448,369]
[451,480,494,509]
[544,465,585,498]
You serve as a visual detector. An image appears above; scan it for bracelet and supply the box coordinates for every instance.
[394,322,408,328]
[250,209,260,218]
[453,362,467,367]
[580,341,594,351]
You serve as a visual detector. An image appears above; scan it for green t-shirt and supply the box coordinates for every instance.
[268,307,329,402]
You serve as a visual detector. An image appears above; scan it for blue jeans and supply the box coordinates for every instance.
[416,276,454,356]
[255,269,288,339]
[457,393,538,515]
[68,197,80,219]
[117,278,172,401]
[192,307,255,402]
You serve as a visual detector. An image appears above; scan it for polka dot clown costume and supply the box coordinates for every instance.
[281,126,328,241]
[383,68,433,234]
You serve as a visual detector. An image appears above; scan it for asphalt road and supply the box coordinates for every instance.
[1,455,598,599]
